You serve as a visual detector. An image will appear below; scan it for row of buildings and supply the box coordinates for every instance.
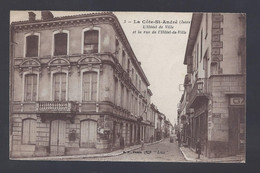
[177,13,246,158]
[10,11,171,158]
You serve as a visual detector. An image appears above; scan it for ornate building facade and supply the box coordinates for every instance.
[10,11,160,158]
[177,13,246,158]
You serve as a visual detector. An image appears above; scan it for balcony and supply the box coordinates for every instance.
[188,78,210,108]
[36,101,77,113]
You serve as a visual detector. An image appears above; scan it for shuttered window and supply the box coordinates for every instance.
[24,74,37,101]
[22,119,36,144]
[26,35,39,57]
[54,33,68,56]
[80,120,97,147]
[83,72,98,101]
[83,30,98,54]
[53,73,66,101]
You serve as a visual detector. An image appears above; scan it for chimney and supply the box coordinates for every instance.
[28,12,36,21]
[41,11,54,20]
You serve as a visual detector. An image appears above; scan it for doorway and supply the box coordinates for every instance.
[50,120,66,155]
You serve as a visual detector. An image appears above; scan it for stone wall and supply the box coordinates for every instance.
[207,74,245,158]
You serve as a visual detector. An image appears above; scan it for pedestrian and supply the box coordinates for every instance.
[177,131,181,147]
[120,135,125,149]
[141,139,144,150]
[195,138,201,159]
[150,135,154,143]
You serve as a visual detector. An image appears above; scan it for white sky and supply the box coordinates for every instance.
[10,11,192,125]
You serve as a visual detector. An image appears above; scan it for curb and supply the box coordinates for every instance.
[179,147,245,163]
[179,147,197,162]
[14,139,164,160]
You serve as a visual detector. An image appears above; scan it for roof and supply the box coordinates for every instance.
[183,13,203,65]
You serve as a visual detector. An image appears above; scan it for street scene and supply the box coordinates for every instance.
[9,11,245,163]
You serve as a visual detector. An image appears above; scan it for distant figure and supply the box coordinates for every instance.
[120,135,125,149]
[177,131,181,147]
[141,139,144,150]
[150,135,154,143]
[196,139,201,159]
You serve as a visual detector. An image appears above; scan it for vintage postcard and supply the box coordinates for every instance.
[9,11,246,162]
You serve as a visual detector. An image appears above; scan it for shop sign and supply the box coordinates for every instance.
[230,96,245,106]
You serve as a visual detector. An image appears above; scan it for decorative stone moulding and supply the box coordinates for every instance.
[19,58,42,77]
[47,57,71,75]
[77,56,102,75]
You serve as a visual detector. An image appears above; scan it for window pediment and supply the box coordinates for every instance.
[48,57,70,67]
[78,56,101,65]
[20,59,41,68]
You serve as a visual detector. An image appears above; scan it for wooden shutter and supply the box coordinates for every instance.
[54,74,60,101]
[50,120,59,146]
[60,74,66,101]
[58,120,66,146]
[22,119,36,144]
[91,72,97,101]
[80,120,97,147]
[22,119,30,144]
[53,73,66,101]
[83,73,91,101]
[80,121,88,146]
[25,75,32,101]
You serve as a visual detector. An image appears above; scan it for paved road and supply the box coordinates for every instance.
[77,138,186,162]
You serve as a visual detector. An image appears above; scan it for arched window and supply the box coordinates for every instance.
[26,35,39,57]
[83,72,98,101]
[22,118,36,144]
[83,30,99,54]
[53,73,66,101]
[24,74,37,101]
[54,33,68,55]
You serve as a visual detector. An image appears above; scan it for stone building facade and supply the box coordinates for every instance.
[10,11,161,158]
[178,13,246,158]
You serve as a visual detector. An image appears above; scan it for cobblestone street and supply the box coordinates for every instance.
[74,138,186,162]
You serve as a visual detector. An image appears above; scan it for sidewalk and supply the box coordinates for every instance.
[13,139,164,161]
[179,146,245,163]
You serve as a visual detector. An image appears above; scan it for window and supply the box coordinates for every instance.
[122,51,126,69]
[126,89,129,110]
[114,79,118,105]
[83,72,98,101]
[139,79,141,91]
[54,33,68,56]
[115,39,119,58]
[24,74,37,101]
[135,74,138,87]
[26,35,39,57]
[83,30,99,54]
[121,84,124,108]
[127,59,130,73]
[53,73,66,101]
[200,30,203,62]
[132,68,134,80]
[22,118,36,144]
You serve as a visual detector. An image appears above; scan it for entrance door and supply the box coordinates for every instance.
[229,108,245,155]
[50,120,66,155]
[80,120,97,148]
[130,124,133,145]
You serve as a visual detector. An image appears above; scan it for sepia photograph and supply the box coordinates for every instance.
[9,11,246,163]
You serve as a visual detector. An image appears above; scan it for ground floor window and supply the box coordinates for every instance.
[80,120,97,147]
[22,118,36,144]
